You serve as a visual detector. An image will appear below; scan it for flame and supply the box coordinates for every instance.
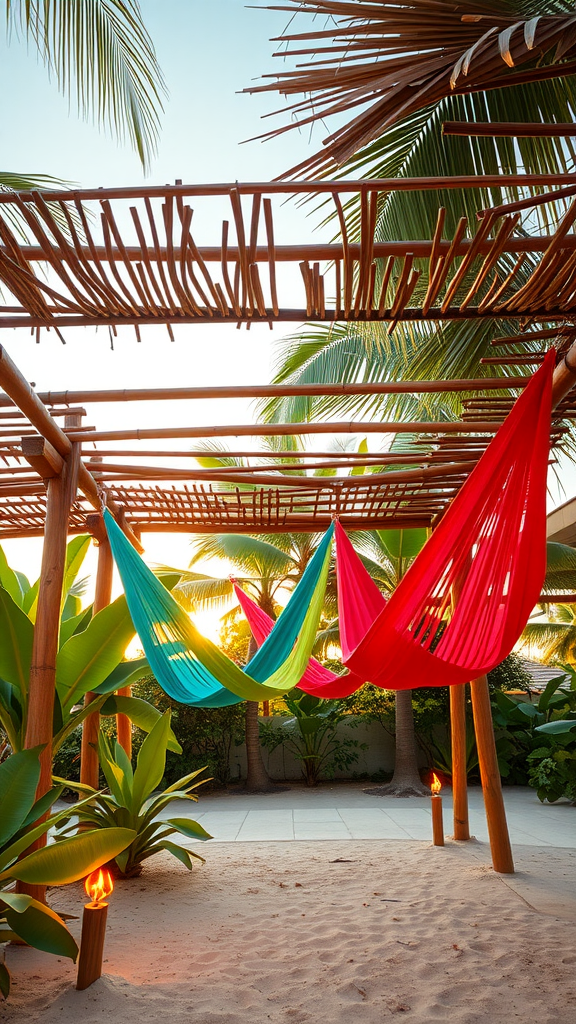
[85,867,114,904]
[430,772,442,795]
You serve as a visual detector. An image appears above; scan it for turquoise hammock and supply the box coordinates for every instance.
[103,510,333,707]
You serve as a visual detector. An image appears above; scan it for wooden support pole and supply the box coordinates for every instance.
[80,531,113,790]
[470,675,514,874]
[450,684,470,841]
[21,439,79,901]
[0,346,143,552]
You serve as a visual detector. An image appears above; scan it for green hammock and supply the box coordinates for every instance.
[103,510,333,706]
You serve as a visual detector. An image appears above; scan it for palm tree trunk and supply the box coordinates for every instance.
[242,636,285,793]
[366,689,430,798]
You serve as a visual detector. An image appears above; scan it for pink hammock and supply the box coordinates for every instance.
[237,350,554,695]
[335,349,555,691]
[233,583,364,697]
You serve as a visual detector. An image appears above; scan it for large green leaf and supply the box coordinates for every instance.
[131,712,171,810]
[0,747,42,847]
[61,536,91,614]
[377,529,429,564]
[535,720,576,736]
[0,587,34,695]
[56,595,136,709]
[3,827,136,885]
[58,605,93,648]
[0,680,23,753]
[163,818,212,842]
[52,693,109,755]
[93,657,150,695]
[3,895,77,961]
[0,547,24,606]
[97,733,131,806]
[101,695,181,753]
[156,840,199,870]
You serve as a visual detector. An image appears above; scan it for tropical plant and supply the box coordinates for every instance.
[260,688,366,786]
[132,676,246,788]
[251,0,576,182]
[525,662,576,800]
[0,746,135,998]
[0,537,179,760]
[57,712,212,878]
[255,2,576,439]
[2,0,165,202]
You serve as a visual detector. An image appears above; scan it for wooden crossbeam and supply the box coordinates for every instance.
[0,377,532,408]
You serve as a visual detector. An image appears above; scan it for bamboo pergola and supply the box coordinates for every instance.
[3,175,576,886]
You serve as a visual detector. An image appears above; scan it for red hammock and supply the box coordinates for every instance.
[335,349,555,691]
[233,582,364,697]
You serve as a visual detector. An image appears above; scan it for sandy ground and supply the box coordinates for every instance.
[3,839,576,1024]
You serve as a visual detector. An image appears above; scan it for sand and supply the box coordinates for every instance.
[3,839,576,1024]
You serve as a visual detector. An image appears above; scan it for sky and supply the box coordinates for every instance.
[0,0,574,628]
[0,0,332,622]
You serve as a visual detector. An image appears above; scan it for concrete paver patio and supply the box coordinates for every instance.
[160,783,576,848]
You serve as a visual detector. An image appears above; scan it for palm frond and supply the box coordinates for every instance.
[543,542,576,593]
[172,573,234,613]
[6,0,166,170]
[188,534,298,580]
[248,0,576,179]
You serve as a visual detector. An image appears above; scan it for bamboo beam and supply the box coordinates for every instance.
[0,308,571,330]
[10,236,576,263]
[443,122,576,138]
[0,377,531,408]
[20,435,64,478]
[67,421,503,444]
[0,346,143,551]
[0,175,574,203]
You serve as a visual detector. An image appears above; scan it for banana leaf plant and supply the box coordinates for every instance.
[55,712,212,878]
[0,746,136,999]
[0,538,180,758]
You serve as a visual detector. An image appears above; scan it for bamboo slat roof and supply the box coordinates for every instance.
[0,365,571,537]
[2,180,576,331]
[0,179,575,537]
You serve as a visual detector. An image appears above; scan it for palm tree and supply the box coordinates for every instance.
[254,1,576,423]
[519,542,576,666]
[175,531,335,792]
[1,0,165,207]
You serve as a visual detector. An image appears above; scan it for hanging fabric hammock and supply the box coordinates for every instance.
[332,350,555,692]
[103,510,334,706]
[233,582,365,698]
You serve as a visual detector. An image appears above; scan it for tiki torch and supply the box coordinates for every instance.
[76,867,114,990]
[430,772,444,847]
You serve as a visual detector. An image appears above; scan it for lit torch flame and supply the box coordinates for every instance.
[85,867,114,905]
[430,772,442,796]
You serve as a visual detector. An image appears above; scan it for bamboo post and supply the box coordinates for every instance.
[80,525,113,789]
[450,684,470,841]
[21,435,79,901]
[116,687,132,758]
[114,515,138,759]
[470,674,514,874]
